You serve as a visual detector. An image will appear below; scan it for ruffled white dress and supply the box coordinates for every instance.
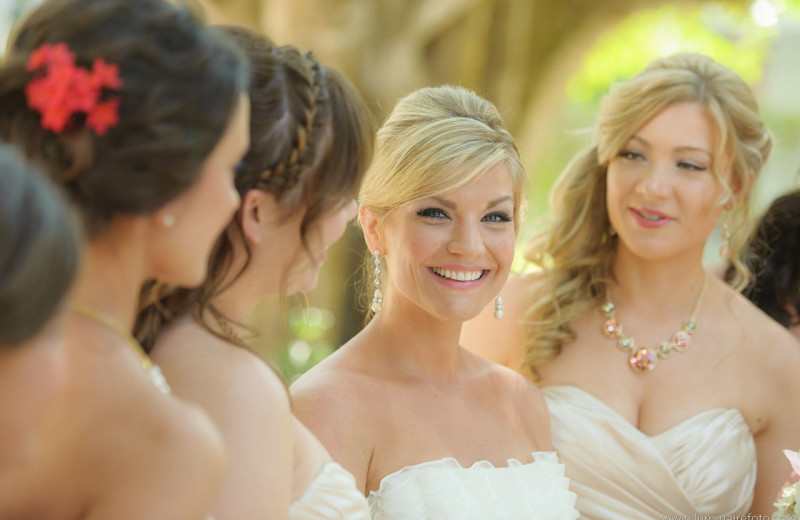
[289,462,371,519]
[367,451,579,519]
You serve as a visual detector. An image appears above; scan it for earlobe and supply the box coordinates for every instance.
[359,205,383,254]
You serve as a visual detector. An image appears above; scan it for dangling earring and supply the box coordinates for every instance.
[719,217,731,260]
[493,295,504,320]
[371,249,383,313]
[162,213,175,228]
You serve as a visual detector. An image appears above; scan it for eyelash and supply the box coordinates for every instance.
[417,208,448,219]
[618,151,706,171]
[415,208,512,223]
[483,212,512,223]
[677,161,705,171]
[618,150,644,161]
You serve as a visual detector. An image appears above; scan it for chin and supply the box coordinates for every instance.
[285,271,320,296]
[170,265,208,289]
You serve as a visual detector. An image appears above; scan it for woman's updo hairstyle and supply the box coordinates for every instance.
[0,0,249,237]
[0,143,81,346]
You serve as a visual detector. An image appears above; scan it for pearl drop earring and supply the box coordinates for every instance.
[371,249,383,313]
[493,295,504,320]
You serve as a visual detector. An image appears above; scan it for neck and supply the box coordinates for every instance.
[610,246,707,316]
[70,226,147,331]
[205,251,268,338]
[367,294,465,383]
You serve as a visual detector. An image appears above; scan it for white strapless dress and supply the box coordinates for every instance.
[543,385,756,520]
[289,462,371,519]
[367,451,579,519]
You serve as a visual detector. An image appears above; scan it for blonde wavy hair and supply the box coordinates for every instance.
[358,85,527,320]
[521,53,773,377]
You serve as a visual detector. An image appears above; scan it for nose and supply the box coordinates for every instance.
[635,161,671,200]
[228,184,242,213]
[447,219,485,257]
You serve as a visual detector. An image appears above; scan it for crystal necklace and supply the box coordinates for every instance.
[600,274,708,373]
[71,303,171,394]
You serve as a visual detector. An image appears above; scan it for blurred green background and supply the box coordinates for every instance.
[4,0,800,381]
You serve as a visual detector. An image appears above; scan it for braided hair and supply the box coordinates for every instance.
[136,27,373,350]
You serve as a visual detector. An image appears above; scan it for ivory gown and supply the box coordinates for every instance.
[543,385,756,520]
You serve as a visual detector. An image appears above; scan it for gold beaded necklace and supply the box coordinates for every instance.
[600,274,708,373]
[70,303,171,394]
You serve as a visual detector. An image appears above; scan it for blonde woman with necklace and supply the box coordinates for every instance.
[463,53,800,518]
[0,0,250,517]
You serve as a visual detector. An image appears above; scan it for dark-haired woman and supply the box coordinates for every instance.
[0,144,81,518]
[725,188,800,342]
[136,27,373,520]
[0,0,250,517]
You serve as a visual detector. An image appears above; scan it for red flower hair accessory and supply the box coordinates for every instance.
[25,42,123,136]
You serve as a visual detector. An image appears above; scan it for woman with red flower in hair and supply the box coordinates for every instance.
[0,0,249,517]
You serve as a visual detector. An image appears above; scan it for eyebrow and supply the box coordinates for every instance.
[431,195,513,210]
[629,135,711,157]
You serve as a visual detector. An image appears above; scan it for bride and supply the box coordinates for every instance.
[291,85,579,520]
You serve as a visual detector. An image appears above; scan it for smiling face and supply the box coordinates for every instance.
[371,162,516,323]
[606,102,728,263]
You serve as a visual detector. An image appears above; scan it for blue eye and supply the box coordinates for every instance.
[417,208,449,220]
[483,212,512,223]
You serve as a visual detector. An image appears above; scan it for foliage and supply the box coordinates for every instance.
[566,2,778,106]
[273,305,337,383]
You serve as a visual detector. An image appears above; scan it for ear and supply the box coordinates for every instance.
[240,189,279,246]
[728,174,744,203]
[359,205,383,255]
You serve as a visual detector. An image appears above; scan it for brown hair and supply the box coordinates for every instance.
[0,143,81,346]
[0,0,249,237]
[136,27,374,350]
[726,189,800,327]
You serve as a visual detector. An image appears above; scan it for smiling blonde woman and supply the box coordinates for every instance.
[292,85,579,520]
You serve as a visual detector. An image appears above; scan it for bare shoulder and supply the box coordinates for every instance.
[718,285,800,514]
[721,282,800,365]
[153,319,291,417]
[290,342,378,490]
[152,320,295,518]
[465,350,552,450]
[83,375,225,519]
[291,343,376,437]
[717,281,800,403]
[461,271,544,369]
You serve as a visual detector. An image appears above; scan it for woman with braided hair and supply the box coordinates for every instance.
[135,26,373,519]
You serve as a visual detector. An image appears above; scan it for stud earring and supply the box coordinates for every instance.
[493,295,504,320]
[371,249,383,313]
[162,213,175,228]
[719,218,731,260]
